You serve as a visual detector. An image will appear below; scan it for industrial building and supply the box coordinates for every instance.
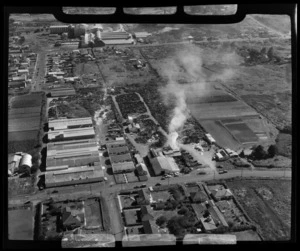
[48,117,93,131]
[46,138,99,168]
[50,25,70,34]
[45,164,104,188]
[106,139,135,174]
[49,87,76,97]
[149,153,180,176]
[8,152,32,176]
[47,127,95,142]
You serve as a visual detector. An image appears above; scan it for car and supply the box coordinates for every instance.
[217,165,223,169]
[51,190,58,194]
[140,184,147,188]
[198,171,206,175]
[218,170,228,174]
[134,186,140,189]
[155,183,162,186]
[161,177,166,180]
[104,177,108,181]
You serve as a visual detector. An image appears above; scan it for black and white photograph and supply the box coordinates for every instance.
[3,3,296,248]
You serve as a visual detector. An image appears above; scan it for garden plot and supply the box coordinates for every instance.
[222,122,259,144]
[11,93,43,108]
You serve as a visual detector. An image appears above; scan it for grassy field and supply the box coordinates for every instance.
[11,93,43,108]
[275,133,292,158]
[8,209,34,240]
[226,178,291,240]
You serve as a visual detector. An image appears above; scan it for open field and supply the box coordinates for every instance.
[223,122,258,144]
[188,101,258,121]
[226,178,291,240]
[8,209,34,240]
[8,117,40,132]
[11,93,43,108]
[232,230,261,241]
[8,176,36,197]
[275,133,292,158]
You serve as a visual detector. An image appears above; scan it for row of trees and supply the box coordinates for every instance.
[240,144,278,160]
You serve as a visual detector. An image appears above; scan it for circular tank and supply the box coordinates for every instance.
[19,154,32,168]
[74,24,88,37]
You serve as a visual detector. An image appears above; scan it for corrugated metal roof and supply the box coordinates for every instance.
[111,162,135,173]
[48,127,95,140]
[49,117,93,130]
[110,153,132,163]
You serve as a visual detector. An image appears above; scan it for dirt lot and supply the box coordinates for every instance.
[84,198,103,229]
[226,178,291,240]
[8,176,36,197]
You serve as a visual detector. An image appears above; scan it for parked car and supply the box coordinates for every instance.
[217,165,224,169]
[155,183,162,186]
[218,170,228,174]
[161,177,166,180]
[51,190,58,194]
[134,186,140,189]
[140,184,147,188]
[198,171,206,175]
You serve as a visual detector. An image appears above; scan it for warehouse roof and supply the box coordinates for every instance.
[46,155,100,168]
[110,153,132,163]
[47,138,98,150]
[47,145,99,159]
[111,162,135,173]
[45,165,104,187]
[48,117,93,130]
[150,156,179,174]
[47,127,95,141]
[103,39,134,45]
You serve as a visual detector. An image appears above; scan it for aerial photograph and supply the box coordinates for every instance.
[6,4,294,247]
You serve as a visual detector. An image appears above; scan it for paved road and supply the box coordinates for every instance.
[31,51,46,92]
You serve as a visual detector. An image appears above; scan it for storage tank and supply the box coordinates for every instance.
[19,153,32,168]
[74,24,88,37]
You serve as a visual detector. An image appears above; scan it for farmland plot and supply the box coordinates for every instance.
[222,122,259,144]
[227,179,291,241]
[11,93,43,108]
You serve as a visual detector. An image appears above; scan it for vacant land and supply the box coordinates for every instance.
[275,133,292,158]
[227,178,291,240]
[8,176,36,197]
[8,209,34,240]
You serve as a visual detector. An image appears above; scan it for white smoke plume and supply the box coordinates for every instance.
[160,44,239,149]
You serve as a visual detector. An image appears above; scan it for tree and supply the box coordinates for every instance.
[178,206,189,215]
[239,150,245,158]
[267,47,274,60]
[260,47,267,54]
[156,215,167,226]
[251,145,267,160]
[267,145,278,158]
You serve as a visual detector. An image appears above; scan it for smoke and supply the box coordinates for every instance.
[160,44,239,149]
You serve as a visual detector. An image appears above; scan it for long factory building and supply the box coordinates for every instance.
[45,115,105,187]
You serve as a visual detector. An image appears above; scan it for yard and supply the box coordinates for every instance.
[84,198,103,229]
[226,178,291,240]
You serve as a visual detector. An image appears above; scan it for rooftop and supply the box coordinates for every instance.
[45,165,104,187]
[48,117,93,130]
[110,153,132,163]
[111,162,135,173]
[47,127,95,141]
